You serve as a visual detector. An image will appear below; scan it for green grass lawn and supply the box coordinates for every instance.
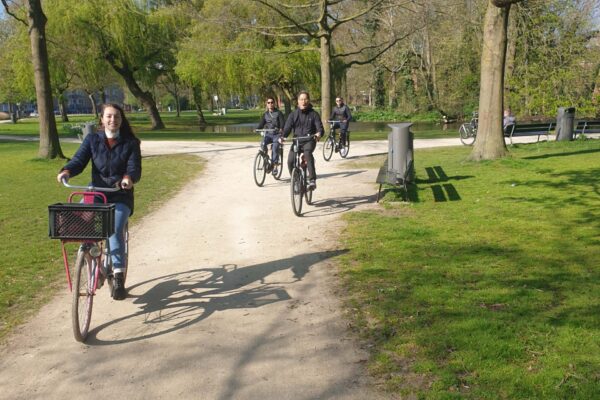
[0,141,203,341]
[341,139,600,399]
[0,109,453,141]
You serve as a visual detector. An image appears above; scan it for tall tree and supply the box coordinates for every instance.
[469,0,522,161]
[251,0,398,125]
[1,0,65,159]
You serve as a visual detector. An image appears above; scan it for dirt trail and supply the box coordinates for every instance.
[1,139,410,400]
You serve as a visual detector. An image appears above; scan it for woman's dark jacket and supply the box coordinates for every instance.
[61,131,142,214]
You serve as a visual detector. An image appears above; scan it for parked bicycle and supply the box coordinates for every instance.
[459,112,478,145]
[48,179,128,342]
[253,128,284,186]
[290,135,317,216]
[322,120,350,161]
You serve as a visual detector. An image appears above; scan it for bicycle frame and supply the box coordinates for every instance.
[59,181,119,293]
[254,129,284,185]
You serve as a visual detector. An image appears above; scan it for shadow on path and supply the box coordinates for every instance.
[86,250,347,345]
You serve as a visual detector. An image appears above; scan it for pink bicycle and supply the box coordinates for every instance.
[48,180,128,342]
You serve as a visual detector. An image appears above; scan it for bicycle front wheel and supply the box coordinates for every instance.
[339,132,350,158]
[253,152,267,186]
[290,168,303,216]
[123,222,129,282]
[72,248,94,342]
[459,123,476,146]
[322,135,334,161]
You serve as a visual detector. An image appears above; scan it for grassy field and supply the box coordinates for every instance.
[341,138,600,399]
[0,141,203,341]
[0,109,455,141]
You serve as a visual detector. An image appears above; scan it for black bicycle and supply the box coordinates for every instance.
[289,135,317,216]
[322,120,350,161]
[459,112,478,145]
[253,128,284,186]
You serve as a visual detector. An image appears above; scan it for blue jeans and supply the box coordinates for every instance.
[109,202,130,274]
[262,133,281,164]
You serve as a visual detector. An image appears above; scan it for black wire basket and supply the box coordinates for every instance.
[48,203,115,240]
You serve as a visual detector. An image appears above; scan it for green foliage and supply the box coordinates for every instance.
[508,0,600,117]
[341,139,600,398]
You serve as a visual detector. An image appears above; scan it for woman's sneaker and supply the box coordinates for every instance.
[112,272,127,300]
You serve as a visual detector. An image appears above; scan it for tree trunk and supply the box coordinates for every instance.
[192,85,207,126]
[88,92,98,118]
[320,33,332,128]
[504,8,517,109]
[59,97,69,122]
[107,60,165,130]
[27,0,64,159]
[469,1,510,161]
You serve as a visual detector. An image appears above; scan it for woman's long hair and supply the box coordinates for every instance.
[98,103,140,143]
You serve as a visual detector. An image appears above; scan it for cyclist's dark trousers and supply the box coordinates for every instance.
[333,122,349,143]
[287,139,317,181]
[262,133,281,164]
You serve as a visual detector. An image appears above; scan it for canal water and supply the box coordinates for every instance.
[198,121,461,139]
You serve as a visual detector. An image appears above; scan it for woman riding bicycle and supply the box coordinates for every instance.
[282,91,323,189]
[56,103,142,300]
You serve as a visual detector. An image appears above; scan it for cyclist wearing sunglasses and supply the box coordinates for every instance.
[257,97,285,175]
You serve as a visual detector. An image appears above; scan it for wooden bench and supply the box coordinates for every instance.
[503,122,554,145]
[574,120,600,138]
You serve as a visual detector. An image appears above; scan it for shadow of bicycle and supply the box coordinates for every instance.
[86,249,347,345]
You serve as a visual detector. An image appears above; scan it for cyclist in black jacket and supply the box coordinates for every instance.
[329,96,352,148]
[282,91,324,189]
[257,97,285,174]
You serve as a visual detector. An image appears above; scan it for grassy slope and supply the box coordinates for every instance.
[340,139,600,399]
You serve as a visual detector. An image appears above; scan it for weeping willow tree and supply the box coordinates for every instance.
[56,0,185,130]
[176,0,320,120]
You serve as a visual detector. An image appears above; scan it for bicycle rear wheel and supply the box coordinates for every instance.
[274,147,284,180]
[305,174,313,205]
[253,152,267,186]
[340,132,350,158]
[322,135,334,161]
[459,123,476,145]
[72,248,94,342]
[291,168,303,216]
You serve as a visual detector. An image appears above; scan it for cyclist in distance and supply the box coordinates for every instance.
[282,91,324,189]
[329,96,352,148]
[257,96,285,175]
[56,103,142,300]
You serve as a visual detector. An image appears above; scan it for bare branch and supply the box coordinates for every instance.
[328,0,385,30]
[1,0,28,25]
[250,0,319,38]
[340,29,416,69]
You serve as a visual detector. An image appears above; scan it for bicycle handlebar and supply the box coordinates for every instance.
[61,178,121,192]
[255,128,278,136]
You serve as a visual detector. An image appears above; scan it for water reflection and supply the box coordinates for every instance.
[200,121,460,138]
